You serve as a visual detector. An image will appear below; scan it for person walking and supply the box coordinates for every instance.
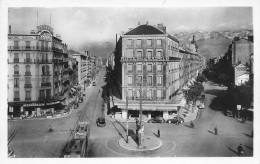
[214,126,218,135]
[158,129,160,137]
[190,121,194,128]
[237,144,244,156]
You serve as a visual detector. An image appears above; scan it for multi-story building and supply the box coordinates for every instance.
[71,52,88,89]
[7,24,73,117]
[110,23,204,120]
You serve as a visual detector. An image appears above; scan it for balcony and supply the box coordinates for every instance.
[24,84,32,88]
[25,58,32,63]
[41,82,51,87]
[8,46,45,51]
[13,98,20,101]
[35,59,52,64]
[25,71,32,76]
[13,71,20,77]
[14,58,19,63]
[25,97,31,101]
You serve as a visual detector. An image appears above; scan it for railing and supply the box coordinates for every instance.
[41,82,51,87]
[25,58,32,63]
[25,97,31,101]
[24,84,32,88]
[35,59,52,64]
[14,71,19,75]
[25,72,32,76]
[8,46,52,51]
[13,98,20,101]
[126,97,164,101]
[14,58,19,63]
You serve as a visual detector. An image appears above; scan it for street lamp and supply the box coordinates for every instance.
[136,79,146,148]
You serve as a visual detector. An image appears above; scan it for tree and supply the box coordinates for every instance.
[186,82,204,104]
[218,73,228,85]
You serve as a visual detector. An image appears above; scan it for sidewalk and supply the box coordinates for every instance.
[9,86,93,121]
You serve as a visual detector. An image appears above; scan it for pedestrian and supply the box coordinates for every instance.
[190,121,194,128]
[158,129,160,137]
[214,126,218,135]
[237,144,244,156]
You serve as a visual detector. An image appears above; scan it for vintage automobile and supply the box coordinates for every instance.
[96,117,106,127]
[147,117,165,123]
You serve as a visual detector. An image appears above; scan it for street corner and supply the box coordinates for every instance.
[118,135,163,152]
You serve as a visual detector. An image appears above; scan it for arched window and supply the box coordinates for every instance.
[14,65,19,74]
[42,65,45,75]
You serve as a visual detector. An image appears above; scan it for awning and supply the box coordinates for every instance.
[247,108,254,112]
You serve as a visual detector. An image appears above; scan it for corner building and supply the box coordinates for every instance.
[114,24,187,120]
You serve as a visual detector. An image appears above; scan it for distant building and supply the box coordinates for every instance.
[231,34,253,66]
[234,63,249,86]
[71,52,88,89]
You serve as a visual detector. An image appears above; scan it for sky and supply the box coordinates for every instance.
[8,7,253,54]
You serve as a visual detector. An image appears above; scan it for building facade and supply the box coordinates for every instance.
[71,53,87,89]
[8,24,76,117]
[111,23,204,119]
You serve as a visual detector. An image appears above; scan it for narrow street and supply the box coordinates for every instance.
[8,68,107,157]
[87,80,253,157]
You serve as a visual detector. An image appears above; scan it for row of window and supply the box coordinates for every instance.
[13,89,51,100]
[12,41,49,48]
[127,63,163,72]
[127,39,162,47]
[127,75,163,86]
[13,77,51,88]
[13,65,50,75]
[126,89,163,98]
[125,49,163,58]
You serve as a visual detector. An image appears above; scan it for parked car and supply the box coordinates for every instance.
[96,117,106,127]
[167,117,185,123]
[198,103,205,109]
[147,117,165,123]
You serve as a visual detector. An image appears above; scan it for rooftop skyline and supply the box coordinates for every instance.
[8,7,252,51]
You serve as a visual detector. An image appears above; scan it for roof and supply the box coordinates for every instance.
[124,24,179,43]
[124,25,164,35]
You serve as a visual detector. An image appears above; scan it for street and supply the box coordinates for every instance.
[88,80,253,157]
[8,72,253,157]
[8,68,107,157]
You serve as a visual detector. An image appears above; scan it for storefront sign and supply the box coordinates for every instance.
[37,25,53,34]
[23,101,60,107]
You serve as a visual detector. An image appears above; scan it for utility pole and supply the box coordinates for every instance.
[136,79,145,148]
[126,95,129,143]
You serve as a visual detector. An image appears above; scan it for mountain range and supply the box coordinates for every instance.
[173,29,253,61]
[72,29,252,62]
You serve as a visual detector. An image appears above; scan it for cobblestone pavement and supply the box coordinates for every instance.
[88,81,253,157]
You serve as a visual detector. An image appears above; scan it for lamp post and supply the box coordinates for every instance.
[126,96,129,143]
[136,79,145,148]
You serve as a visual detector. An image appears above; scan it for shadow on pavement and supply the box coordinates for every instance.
[185,125,194,129]
[245,145,253,150]
[153,132,159,137]
[116,121,126,132]
[111,122,126,142]
[243,133,253,138]
[207,130,215,135]
[205,89,224,96]
[227,147,239,156]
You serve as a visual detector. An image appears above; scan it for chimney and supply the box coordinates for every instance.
[146,21,149,25]
[30,30,35,34]
[9,25,11,34]
[56,34,61,40]
[157,23,166,32]
[138,22,140,26]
